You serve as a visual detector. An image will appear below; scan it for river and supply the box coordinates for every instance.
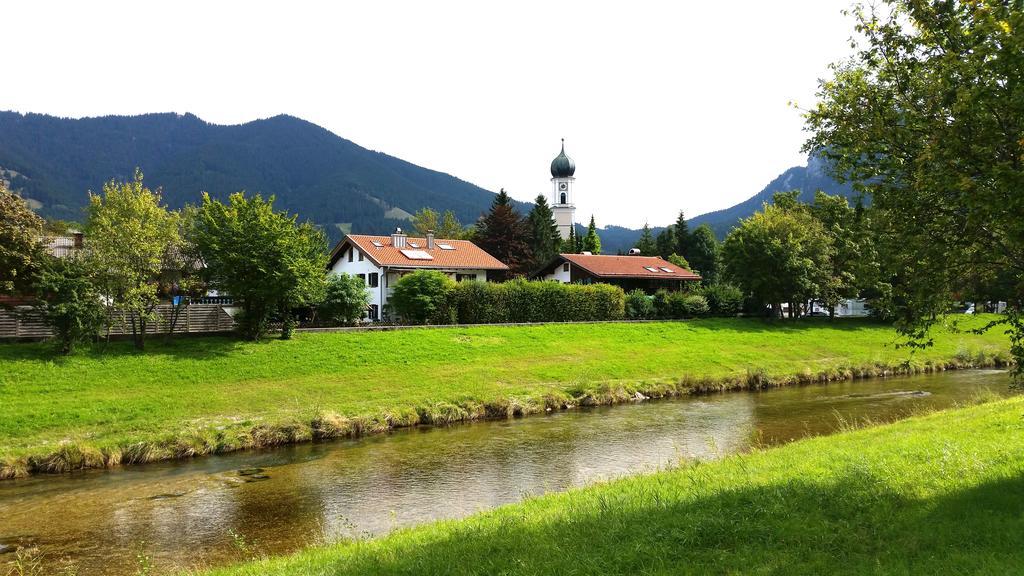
[0,369,1014,575]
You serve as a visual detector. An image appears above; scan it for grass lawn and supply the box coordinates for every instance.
[0,316,1011,477]
[196,396,1024,576]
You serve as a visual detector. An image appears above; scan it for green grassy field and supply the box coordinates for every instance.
[193,396,1024,576]
[0,316,1011,477]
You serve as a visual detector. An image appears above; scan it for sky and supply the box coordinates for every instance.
[3,1,856,228]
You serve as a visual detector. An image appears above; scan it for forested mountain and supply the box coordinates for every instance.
[687,155,857,238]
[0,112,529,245]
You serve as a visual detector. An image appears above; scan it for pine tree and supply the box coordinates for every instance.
[655,225,675,259]
[561,225,578,253]
[527,194,561,271]
[674,210,690,257]
[475,188,532,276]
[635,222,656,255]
[582,215,602,254]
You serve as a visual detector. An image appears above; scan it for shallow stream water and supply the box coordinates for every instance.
[0,369,1014,575]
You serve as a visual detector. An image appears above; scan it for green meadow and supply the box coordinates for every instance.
[197,396,1024,576]
[0,316,1010,477]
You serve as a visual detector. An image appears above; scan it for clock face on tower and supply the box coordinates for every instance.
[559,182,568,191]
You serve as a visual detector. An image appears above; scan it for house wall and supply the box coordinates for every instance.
[329,245,386,319]
[542,261,572,283]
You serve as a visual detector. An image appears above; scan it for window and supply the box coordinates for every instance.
[356,273,366,284]
[644,266,659,272]
[400,249,434,260]
[562,262,570,272]
[560,192,567,204]
[348,247,353,262]
[660,267,673,273]
[456,273,477,282]
[358,250,364,262]
[368,304,379,321]
[371,240,384,247]
[368,272,379,287]
[408,241,420,248]
[437,243,455,250]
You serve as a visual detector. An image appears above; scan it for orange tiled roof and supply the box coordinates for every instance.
[560,253,701,280]
[330,234,509,271]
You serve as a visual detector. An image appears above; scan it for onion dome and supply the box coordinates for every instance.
[550,139,576,178]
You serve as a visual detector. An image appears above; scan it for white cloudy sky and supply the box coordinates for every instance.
[4,1,855,228]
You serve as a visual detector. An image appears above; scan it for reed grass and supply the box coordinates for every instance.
[0,316,1012,479]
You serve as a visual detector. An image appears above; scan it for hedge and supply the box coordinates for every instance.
[448,280,625,324]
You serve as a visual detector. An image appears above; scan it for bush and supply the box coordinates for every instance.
[625,289,653,319]
[652,289,672,319]
[34,257,106,354]
[447,280,625,324]
[318,274,370,325]
[700,284,744,316]
[391,270,455,325]
[680,294,710,317]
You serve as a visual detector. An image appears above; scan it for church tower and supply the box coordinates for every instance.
[550,139,576,240]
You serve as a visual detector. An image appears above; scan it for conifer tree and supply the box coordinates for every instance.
[635,222,656,255]
[527,194,560,271]
[674,210,690,257]
[582,215,602,254]
[655,225,675,259]
[561,225,578,253]
[475,189,532,276]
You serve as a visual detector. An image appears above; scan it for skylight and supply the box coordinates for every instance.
[371,240,384,247]
[436,243,455,250]
[660,267,673,273]
[408,241,420,248]
[644,266,660,272]
[400,249,434,260]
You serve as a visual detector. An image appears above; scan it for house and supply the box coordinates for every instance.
[328,228,509,321]
[535,252,701,292]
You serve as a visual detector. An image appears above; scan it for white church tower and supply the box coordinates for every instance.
[550,139,576,240]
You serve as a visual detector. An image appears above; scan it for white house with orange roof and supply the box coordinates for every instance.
[328,228,509,321]
[535,252,701,293]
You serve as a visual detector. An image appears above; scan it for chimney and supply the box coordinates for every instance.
[73,232,84,249]
[426,229,435,250]
[391,227,407,248]
[628,248,641,255]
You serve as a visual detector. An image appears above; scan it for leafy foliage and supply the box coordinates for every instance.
[189,192,326,340]
[687,224,720,284]
[0,183,46,296]
[803,0,1024,375]
[390,270,455,325]
[84,170,180,349]
[412,207,467,240]
[447,279,625,324]
[624,289,654,320]
[33,256,106,354]
[318,274,371,325]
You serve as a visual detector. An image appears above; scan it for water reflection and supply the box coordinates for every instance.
[0,369,1012,575]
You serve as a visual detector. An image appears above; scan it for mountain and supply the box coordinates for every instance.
[0,112,529,245]
[687,155,857,238]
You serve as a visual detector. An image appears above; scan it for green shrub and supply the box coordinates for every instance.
[318,273,370,325]
[700,284,744,316]
[34,256,106,354]
[391,270,455,324]
[447,280,624,323]
[652,289,672,319]
[625,289,653,319]
[681,294,710,317]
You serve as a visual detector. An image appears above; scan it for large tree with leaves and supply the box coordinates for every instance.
[804,0,1024,374]
[189,192,326,340]
[527,194,561,271]
[475,189,532,276]
[412,207,467,239]
[85,170,180,349]
[0,183,47,297]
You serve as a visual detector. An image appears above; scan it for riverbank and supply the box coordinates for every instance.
[194,395,1024,575]
[0,316,1011,479]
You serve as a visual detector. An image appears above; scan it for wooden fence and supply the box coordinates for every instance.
[0,304,235,339]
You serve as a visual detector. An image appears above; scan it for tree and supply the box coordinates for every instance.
[390,270,454,325]
[318,274,370,325]
[674,211,690,258]
[582,215,602,254]
[722,202,831,318]
[84,170,180,349]
[687,224,720,284]
[412,208,466,239]
[667,253,691,270]
[561,225,578,254]
[475,189,532,275]
[34,256,105,354]
[189,192,326,340]
[655,226,675,259]
[804,0,1024,375]
[634,222,655,256]
[527,194,561,272]
[0,183,46,296]
[808,191,863,319]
